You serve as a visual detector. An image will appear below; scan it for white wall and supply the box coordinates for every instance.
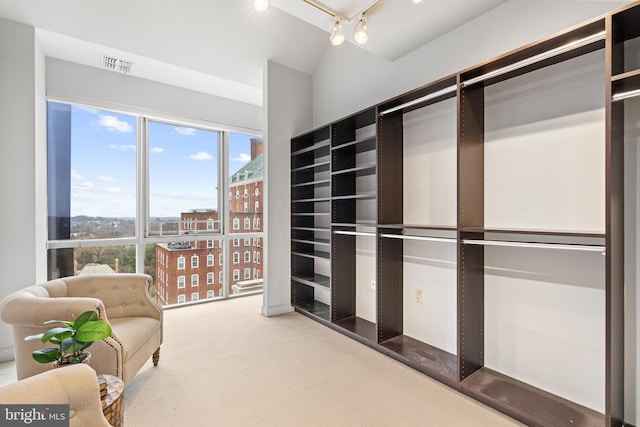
[262,60,312,317]
[0,18,43,362]
[47,58,261,133]
[312,0,630,126]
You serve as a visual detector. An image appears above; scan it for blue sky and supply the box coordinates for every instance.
[68,105,257,218]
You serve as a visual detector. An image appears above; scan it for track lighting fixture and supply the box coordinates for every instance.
[253,0,270,12]
[353,15,369,44]
[330,17,345,46]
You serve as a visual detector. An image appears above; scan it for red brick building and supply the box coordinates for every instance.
[155,139,264,305]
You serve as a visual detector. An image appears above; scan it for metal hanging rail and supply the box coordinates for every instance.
[461,31,606,87]
[462,239,606,253]
[334,230,376,237]
[380,85,457,116]
[381,233,456,243]
[612,88,640,102]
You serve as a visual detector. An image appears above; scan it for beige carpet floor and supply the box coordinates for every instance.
[124,295,522,427]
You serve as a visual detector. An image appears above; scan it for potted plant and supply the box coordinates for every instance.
[24,309,112,366]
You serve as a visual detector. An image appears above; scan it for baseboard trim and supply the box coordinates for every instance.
[261,303,294,317]
[0,347,15,363]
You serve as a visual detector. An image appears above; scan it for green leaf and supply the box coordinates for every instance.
[41,327,73,344]
[76,320,112,342]
[24,333,45,342]
[32,348,60,363]
[73,310,98,330]
[44,320,73,327]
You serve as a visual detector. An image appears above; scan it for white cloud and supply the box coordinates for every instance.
[150,147,165,154]
[98,115,133,133]
[97,175,116,183]
[106,187,125,193]
[75,181,94,190]
[174,127,197,136]
[189,151,213,161]
[233,153,251,162]
[71,169,83,179]
[109,144,136,151]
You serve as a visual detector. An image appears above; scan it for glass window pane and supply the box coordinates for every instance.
[47,102,137,242]
[48,245,136,280]
[148,122,219,236]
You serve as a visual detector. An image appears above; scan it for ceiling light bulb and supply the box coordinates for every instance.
[330,18,345,46]
[354,16,368,44]
[253,0,270,12]
[413,0,424,3]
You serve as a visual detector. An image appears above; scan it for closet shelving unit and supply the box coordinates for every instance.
[290,3,638,426]
[331,107,379,342]
[291,125,332,322]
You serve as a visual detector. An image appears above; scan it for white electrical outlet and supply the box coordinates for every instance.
[370,278,376,289]
[415,289,423,304]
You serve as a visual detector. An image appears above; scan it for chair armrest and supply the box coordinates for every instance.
[0,291,106,328]
[0,364,111,426]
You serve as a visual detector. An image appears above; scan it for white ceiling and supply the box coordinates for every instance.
[0,0,627,107]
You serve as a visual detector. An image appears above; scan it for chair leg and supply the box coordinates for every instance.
[152,347,160,366]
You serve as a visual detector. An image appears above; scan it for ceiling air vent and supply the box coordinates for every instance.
[100,54,133,74]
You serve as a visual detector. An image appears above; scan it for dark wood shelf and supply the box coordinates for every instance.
[380,335,457,383]
[292,160,330,173]
[294,300,331,322]
[291,139,330,156]
[291,179,330,188]
[331,163,376,177]
[291,212,330,217]
[292,250,330,260]
[462,368,605,427]
[291,197,330,203]
[331,135,376,152]
[334,316,377,342]
[291,238,330,246]
[460,226,605,238]
[291,273,330,288]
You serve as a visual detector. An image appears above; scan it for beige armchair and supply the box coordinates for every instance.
[0,273,163,385]
[0,364,111,427]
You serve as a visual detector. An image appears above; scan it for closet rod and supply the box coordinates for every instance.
[461,30,606,87]
[334,230,376,237]
[379,85,457,116]
[381,233,456,243]
[462,239,605,253]
[612,88,640,102]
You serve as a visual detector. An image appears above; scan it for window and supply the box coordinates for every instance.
[244,218,250,230]
[233,269,240,281]
[255,201,259,213]
[191,274,199,287]
[46,102,265,306]
[244,251,251,262]
[255,252,261,264]
[233,238,239,247]
[207,290,214,299]
[244,201,248,213]
[178,295,186,304]
[255,218,261,230]
[219,271,223,283]
[255,269,260,279]
[191,293,199,301]
[244,268,251,279]
[219,253,223,265]
[254,187,260,196]
[233,252,240,264]
[207,272,214,284]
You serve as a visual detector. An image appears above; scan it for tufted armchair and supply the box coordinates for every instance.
[0,273,162,385]
[0,364,111,427]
